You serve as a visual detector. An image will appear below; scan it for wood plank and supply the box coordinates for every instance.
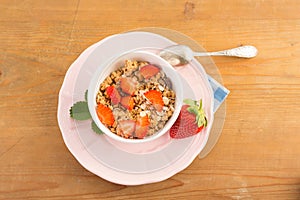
[1,0,300,199]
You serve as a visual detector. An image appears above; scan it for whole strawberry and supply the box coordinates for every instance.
[170,99,207,139]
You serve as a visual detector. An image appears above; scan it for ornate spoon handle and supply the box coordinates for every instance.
[194,45,258,58]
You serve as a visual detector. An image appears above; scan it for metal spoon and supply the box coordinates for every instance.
[159,45,258,66]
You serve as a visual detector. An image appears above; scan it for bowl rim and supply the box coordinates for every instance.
[87,49,183,144]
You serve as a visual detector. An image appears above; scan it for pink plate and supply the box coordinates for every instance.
[57,32,214,185]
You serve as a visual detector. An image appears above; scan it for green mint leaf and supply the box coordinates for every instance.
[84,90,88,102]
[70,101,91,120]
[91,121,104,134]
[183,99,197,106]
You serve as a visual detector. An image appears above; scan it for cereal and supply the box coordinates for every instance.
[96,60,176,139]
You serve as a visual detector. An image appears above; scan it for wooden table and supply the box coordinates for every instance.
[1,0,300,199]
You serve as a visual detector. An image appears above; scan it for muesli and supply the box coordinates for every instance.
[96,60,176,139]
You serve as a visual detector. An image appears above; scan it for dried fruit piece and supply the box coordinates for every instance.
[119,77,137,95]
[96,103,115,126]
[136,115,150,126]
[139,64,160,79]
[106,85,121,105]
[117,120,136,137]
[120,96,135,110]
[135,115,150,139]
[135,126,148,139]
[144,90,164,111]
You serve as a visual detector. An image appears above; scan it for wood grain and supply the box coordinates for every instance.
[1,0,300,199]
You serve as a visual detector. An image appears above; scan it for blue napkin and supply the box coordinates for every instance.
[207,75,230,113]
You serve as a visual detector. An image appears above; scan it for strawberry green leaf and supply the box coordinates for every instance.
[198,99,203,110]
[196,114,200,124]
[91,121,104,134]
[204,116,208,127]
[196,112,208,127]
[197,116,205,127]
[187,106,199,115]
[183,99,197,106]
[69,101,91,120]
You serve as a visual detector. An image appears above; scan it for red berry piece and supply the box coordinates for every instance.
[117,120,136,137]
[106,85,121,105]
[139,64,160,79]
[135,115,150,139]
[96,103,115,126]
[120,95,135,110]
[144,90,164,112]
[119,77,138,95]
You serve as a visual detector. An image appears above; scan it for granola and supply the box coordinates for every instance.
[96,60,176,139]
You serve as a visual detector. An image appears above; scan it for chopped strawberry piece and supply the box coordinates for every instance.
[106,85,121,105]
[117,120,136,137]
[106,85,114,96]
[139,64,160,79]
[144,90,164,111]
[96,103,115,126]
[119,77,137,95]
[120,95,135,110]
[135,125,148,139]
[136,115,150,126]
[135,115,150,139]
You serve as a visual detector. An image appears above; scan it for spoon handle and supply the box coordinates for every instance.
[193,45,258,58]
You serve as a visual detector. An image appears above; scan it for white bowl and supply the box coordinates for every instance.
[88,50,183,143]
